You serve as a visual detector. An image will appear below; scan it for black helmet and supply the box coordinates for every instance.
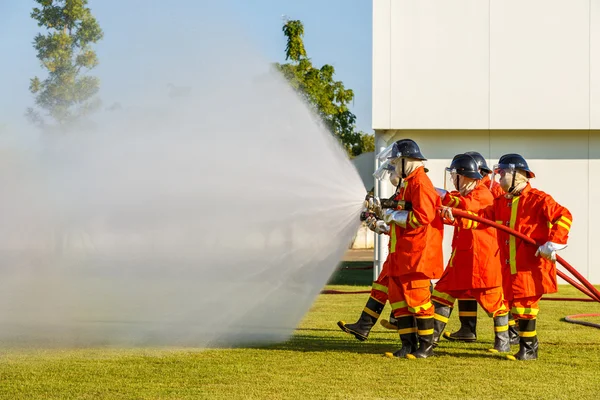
[449,154,483,179]
[389,139,427,160]
[496,153,535,178]
[464,151,492,174]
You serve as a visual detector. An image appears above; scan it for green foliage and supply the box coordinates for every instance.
[275,20,371,157]
[27,0,104,129]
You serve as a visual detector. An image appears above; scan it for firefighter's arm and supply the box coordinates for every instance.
[405,183,439,229]
[383,183,437,229]
[444,204,494,230]
[544,196,572,245]
[535,195,572,261]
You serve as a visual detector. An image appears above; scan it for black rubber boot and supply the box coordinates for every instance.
[507,318,538,361]
[384,315,418,358]
[443,299,477,342]
[508,314,520,345]
[406,317,435,359]
[488,313,511,353]
[380,310,398,330]
[337,297,384,341]
[432,301,452,347]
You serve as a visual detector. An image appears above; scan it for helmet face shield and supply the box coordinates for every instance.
[376,143,396,163]
[444,167,459,191]
[373,160,395,181]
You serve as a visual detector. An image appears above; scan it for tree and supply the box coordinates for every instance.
[27,0,104,129]
[275,20,373,157]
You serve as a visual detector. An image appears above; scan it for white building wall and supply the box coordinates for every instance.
[592,0,600,128]
[373,0,599,130]
[372,0,600,283]
[490,0,590,129]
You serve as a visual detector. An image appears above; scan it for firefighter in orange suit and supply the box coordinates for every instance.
[337,161,400,341]
[432,154,511,353]
[378,139,444,360]
[442,153,572,360]
[441,151,518,344]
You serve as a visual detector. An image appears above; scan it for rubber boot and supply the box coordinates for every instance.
[432,301,452,347]
[488,313,511,353]
[406,316,435,359]
[337,297,384,341]
[508,314,520,345]
[443,299,477,342]
[507,318,538,361]
[384,315,418,358]
[380,310,398,330]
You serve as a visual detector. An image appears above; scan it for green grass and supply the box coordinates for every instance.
[1,266,600,399]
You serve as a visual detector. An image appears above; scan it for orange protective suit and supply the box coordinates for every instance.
[481,175,505,199]
[458,183,572,318]
[388,167,444,317]
[433,181,507,316]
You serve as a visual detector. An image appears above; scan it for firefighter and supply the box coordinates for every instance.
[442,153,572,360]
[442,151,519,344]
[432,154,511,353]
[379,139,444,359]
[337,161,399,340]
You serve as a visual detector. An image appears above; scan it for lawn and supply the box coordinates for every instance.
[1,262,599,399]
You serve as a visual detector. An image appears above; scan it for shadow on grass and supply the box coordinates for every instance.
[255,332,503,360]
[327,262,373,286]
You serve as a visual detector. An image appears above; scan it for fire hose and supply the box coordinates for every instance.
[324,207,600,329]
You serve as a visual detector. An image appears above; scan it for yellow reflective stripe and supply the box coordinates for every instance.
[434,314,449,323]
[372,283,388,294]
[391,301,408,310]
[547,221,553,229]
[465,218,473,229]
[509,196,520,275]
[398,327,418,335]
[409,302,433,313]
[560,215,572,225]
[451,197,460,207]
[363,307,380,319]
[408,212,422,228]
[458,311,478,317]
[519,331,537,338]
[495,325,509,332]
[556,221,571,231]
[508,319,516,326]
[418,329,434,335]
[511,307,539,316]
[449,249,457,267]
[390,226,397,254]
[432,290,456,304]
[371,296,385,305]
[495,220,503,224]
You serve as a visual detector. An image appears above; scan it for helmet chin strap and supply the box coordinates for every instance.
[401,158,407,179]
[508,170,516,194]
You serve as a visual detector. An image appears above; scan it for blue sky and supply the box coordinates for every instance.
[0,0,372,133]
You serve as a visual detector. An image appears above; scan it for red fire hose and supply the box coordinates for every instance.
[448,208,600,303]
[324,207,600,328]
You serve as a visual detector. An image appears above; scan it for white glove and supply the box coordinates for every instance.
[383,208,409,228]
[435,187,448,198]
[366,216,390,234]
[440,206,454,222]
[535,241,567,261]
[364,196,383,218]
